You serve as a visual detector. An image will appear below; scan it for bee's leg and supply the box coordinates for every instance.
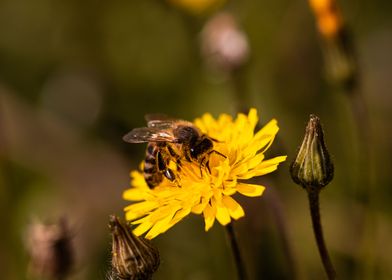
[164,169,176,182]
[209,137,222,143]
[209,150,227,159]
[199,162,203,178]
[158,151,177,182]
[199,156,210,178]
[185,152,192,162]
[176,159,182,172]
[202,150,225,176]
[201,134,223,143]
[157,151,166,172]
[205,159,211,174]
[167,145,182,171]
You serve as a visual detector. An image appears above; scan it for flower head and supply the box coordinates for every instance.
[290,114,334,190]
[109,215,160,280]
[123,108,286,239]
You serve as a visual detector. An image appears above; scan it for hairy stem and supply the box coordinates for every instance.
[307,188,337,280]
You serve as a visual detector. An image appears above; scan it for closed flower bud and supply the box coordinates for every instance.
[290,115,334,190]
[25,218,73,280]
[109,215,159,280]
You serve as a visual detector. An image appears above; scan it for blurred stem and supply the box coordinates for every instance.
[328,28,375,278]
[231,66,250,114]
[265,188,298,280]
[307,187,337,280]
[226,222,247,280]
[310,1,375,273]
[231,67,298,279]
[346,76,375,280]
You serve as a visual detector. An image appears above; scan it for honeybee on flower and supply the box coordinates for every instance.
[123,108,286,239]
[123,116,225,189]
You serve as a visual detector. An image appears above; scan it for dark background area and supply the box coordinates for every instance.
[0,0,391,279]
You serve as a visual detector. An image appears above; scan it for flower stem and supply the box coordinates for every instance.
[307,187,337,280]
[266,188,298,279]
[226,222,248,280]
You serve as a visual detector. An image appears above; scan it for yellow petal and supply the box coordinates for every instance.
[123,189,149,201]
[124,201,158,214]
[236,183,266,197]
[192,196,208,214]
[222,196,245,219]
[215,198,231,226]
[148,205,180,223]
[247,156,287,178]
[132,219,153,237]
[245,119,278,154]
[171,207,191,224]
[125,210,145,221]
[130,171,149,188]
[232,153,265,176]
[247,108,259,129]
[203,203,216,231]
[145,211,177,239]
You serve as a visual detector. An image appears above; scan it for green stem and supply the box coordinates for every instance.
[266,189,298,279]
[307,188,337,280]
[226,222,248,280]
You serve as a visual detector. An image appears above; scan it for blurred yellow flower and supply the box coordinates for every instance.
[123,109,286,239]
[308,0,343,38]
[168,0,226,15]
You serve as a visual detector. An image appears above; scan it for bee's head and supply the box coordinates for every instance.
[190,138,213,159]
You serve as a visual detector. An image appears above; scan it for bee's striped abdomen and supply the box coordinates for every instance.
[143,143,163,188]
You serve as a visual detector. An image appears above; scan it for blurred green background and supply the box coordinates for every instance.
[0,0,391,279]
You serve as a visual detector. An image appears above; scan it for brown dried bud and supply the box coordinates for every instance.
[109,215,160,280]
[290,115,334,190]
[25,218,73,280]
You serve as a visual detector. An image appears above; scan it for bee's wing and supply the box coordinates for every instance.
[145,113,170,123]
[122,127,175,143]
[147,119,178,129]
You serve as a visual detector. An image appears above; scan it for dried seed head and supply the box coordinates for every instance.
[109,215,160,280]
[290,115,334,190]
[25,218,73,280]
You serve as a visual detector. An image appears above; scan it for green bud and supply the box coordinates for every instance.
[290,115,334,190]
[109,215,159,280]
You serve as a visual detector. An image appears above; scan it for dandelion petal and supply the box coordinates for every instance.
[203,203,216,231]
[237,183,265,197]
[222,196,245,219]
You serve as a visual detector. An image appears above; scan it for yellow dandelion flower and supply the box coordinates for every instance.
[123,108,286,239]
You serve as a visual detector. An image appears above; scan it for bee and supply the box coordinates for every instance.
[123,115,225,188]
